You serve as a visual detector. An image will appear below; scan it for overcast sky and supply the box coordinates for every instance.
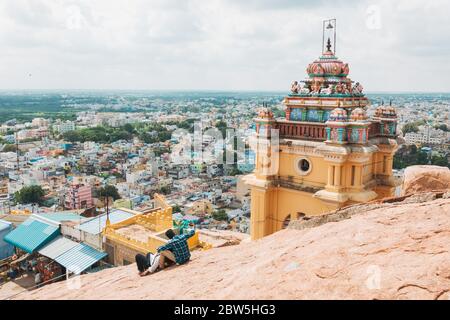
[0,0,449,92]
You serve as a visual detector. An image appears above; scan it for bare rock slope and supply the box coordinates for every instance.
[402,165,450,195]
[15,195,450,300]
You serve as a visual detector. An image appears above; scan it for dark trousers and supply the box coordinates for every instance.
[135,253,152,273]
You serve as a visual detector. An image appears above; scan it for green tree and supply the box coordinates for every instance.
[431,155,449,167]
[96,185,121,201]
[63,130,82,143]
[393,156,405,169]
[212,209,228,221]
[434,124,449,132]
[215,120,228,138]
[417,151,429,165]
[402,123,419,134]
[228,166,243,176]
[159,186,171,195]
[2,144,17,153]
[110,130,133,142]
[15,185,46,205]
[123,123,135,134]
[172,205,182,213]
[175,119,195,133]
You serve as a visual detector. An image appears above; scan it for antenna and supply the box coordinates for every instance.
[15,132,20,175]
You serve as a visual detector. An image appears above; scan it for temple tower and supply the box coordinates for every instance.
[245,19,399,240]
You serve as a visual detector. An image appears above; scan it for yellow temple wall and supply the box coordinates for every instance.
[274,187,338,220]
[249,143,399,240]
[278,153,328,188]
[250,185,340,240]
[250,187,273,239]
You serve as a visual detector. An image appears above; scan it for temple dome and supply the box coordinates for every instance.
[257,107,274,119]
[375,106,397,118]
[329,107,347,122]
[350,108,368,121]
[306,51,350,78]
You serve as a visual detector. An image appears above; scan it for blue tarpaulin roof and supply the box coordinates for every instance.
[54,243,107,275]
[0,219,14,260]
[3,218,59,253]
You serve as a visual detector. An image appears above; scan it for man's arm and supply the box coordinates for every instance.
[180,229,195,241]
[157,241,173,253]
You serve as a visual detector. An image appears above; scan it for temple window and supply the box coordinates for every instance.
[299,159,310,172]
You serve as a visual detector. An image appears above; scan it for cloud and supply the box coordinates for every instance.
[0,0,448,92]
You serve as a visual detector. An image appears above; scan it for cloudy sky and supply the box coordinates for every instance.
[0,0,449,92]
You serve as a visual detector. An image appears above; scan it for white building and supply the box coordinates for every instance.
[54,120,76,134]
[404,132,447,145]
[31,118,50,128]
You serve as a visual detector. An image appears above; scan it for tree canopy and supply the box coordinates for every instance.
[96,185,121,201]
[15,185,46,205]
[212,209,228,221]
[2,144,17,153]
[402,120,426,134]
[63,125,133,144]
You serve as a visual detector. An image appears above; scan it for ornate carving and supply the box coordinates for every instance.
[350,108,368,121]
[329,108,347,122]
[352,82,364,94]
[321,86,333,95]
[291,81,300,94]
[257,108,274,119]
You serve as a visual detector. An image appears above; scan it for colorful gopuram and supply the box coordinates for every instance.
[245,19,399,240]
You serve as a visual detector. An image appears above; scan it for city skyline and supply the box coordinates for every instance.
[0,0,449,92]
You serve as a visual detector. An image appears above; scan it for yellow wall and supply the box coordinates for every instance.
[248,140,398,240]
[274,187,338,219]
[278,153,328,188]
[250,185,339,240]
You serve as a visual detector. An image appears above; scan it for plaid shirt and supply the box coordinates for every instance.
[157,229,195,265]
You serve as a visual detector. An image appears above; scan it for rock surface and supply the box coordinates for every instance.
[12,196,450,300]
[402,165,450,195]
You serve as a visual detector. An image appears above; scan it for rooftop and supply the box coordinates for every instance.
[76,209,137,235]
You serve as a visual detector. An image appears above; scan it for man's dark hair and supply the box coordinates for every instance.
[165,229,176,240]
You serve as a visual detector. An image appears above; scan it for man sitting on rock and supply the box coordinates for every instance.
[135,227,196,276]
[157,228,195,270]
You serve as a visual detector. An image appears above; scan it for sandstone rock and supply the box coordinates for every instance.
[13,197,450,300]
[401,192,437,204]
[198,229,249,248]
[402,165,450,196]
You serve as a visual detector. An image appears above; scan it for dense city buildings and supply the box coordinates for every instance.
[0,9,448,301]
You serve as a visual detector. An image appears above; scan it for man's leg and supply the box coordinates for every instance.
[159,250,176,270]
[146,253,152,264]
[135,254,149,273]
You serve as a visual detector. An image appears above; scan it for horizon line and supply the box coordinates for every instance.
[0,89,449,95]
